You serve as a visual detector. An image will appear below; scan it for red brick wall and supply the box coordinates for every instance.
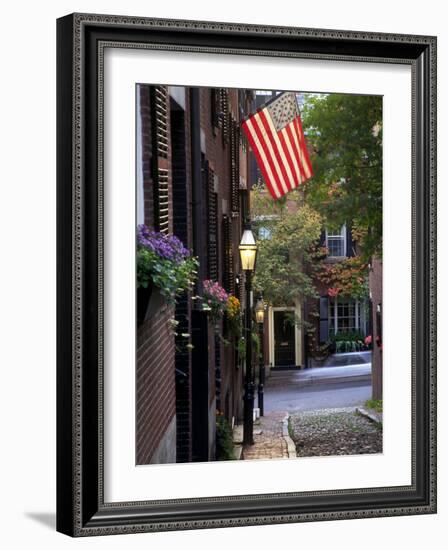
[136,85,176,465]
[136,85,251,463]
[199,87,248,423]
[136,299,176,464]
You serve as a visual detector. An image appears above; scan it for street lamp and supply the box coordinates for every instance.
[239,228,258,270]
[239,225,257,446]
[255,297,265,417]
[255,298,265,324]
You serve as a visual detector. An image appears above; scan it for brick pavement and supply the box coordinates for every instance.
[242,411,290,460]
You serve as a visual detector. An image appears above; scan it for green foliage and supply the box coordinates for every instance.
[236,331,262,359]
[251,331,261,358]
[252,199,323,306]
[334,340,364,353]
[330,330,365,342]
[313,255,369,300]
[301,93,382,259]
[215,414,236,460]
[365,399,383,413]
[137,247,198,306]
[330,330,365,353]
[236,337,246,357]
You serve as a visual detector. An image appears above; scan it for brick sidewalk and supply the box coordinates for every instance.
[242,411,290,460]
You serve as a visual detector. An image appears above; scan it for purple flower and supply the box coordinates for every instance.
[137,225,190,263]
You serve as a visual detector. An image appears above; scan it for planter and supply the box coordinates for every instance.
[136,284,153,326]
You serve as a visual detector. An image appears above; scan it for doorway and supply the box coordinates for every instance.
[273,310,296,366]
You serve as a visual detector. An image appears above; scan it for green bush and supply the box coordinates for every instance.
[330,330,365,353]
[216,415,236,460]
[365,399,383,413]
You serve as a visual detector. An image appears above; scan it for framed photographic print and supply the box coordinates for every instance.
[56,13,437,536]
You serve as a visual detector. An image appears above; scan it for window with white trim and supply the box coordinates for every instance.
[326,224,347,257]
[329,297,366,335]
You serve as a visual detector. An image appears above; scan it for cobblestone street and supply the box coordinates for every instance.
[289,407,382,457]
[239,364,381,461]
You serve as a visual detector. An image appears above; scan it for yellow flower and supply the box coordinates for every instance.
[227,295,240,318]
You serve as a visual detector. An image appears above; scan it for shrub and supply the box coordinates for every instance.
[216,414,235,460]
[330,330,366,353]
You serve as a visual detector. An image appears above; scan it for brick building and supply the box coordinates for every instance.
[135,84,255,465]
[312,225,370,349]
[254,217,372,370]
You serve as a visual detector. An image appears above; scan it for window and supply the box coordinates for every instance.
[329,297,365,335]
[326,225,346,257]
[258,226,272,240]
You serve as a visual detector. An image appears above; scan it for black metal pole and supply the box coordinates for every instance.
[258,320,265,417]
[243,270,254,445]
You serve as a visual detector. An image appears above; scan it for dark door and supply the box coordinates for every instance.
[274,311,295,366]
[191,310,210,462]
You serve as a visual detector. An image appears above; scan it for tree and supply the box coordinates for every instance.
[301,93,382,259]
[251,186,322,306]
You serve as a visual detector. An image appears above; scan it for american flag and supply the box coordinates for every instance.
[242,92,313,199]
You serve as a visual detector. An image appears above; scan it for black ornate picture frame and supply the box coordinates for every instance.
[56,13,437,536]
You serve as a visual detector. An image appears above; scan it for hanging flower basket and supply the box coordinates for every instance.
[136,225,198,319]
[201,280,229,324]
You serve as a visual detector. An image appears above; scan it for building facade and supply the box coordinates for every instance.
[136,84,255,464]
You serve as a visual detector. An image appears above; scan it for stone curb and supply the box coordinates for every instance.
[282,414,297,459]
[356,406,382,424]
[233,444,243,460]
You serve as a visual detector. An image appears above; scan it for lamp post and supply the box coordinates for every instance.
[239,225,258,446]
[255,297,265,417]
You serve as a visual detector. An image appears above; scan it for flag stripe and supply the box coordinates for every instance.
[296,116,313,177]
[285,122,307,182]
[291,119,309,179]
[245,117,283,199]
[278,126,302,187]
[294,118,311,179]
[250,115,287,195]
[242,119,282,199]
[257,110,293,192]
[294,119,311,179]
[245,117,283,197]
[252,112,289,195]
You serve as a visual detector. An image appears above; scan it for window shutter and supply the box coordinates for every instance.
[222,215,235,295]
[230,118,240,214]
[211,88,221,131]
[319,229,326,248]
[319,296,329,343]
[207,166,219,281]
[153,86,168,158]
[346,224,355,257]
[221,90,229,143]
[150,85,170,234]
[155,168,169,234]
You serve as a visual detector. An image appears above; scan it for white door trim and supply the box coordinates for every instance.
[268,306,301,367]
